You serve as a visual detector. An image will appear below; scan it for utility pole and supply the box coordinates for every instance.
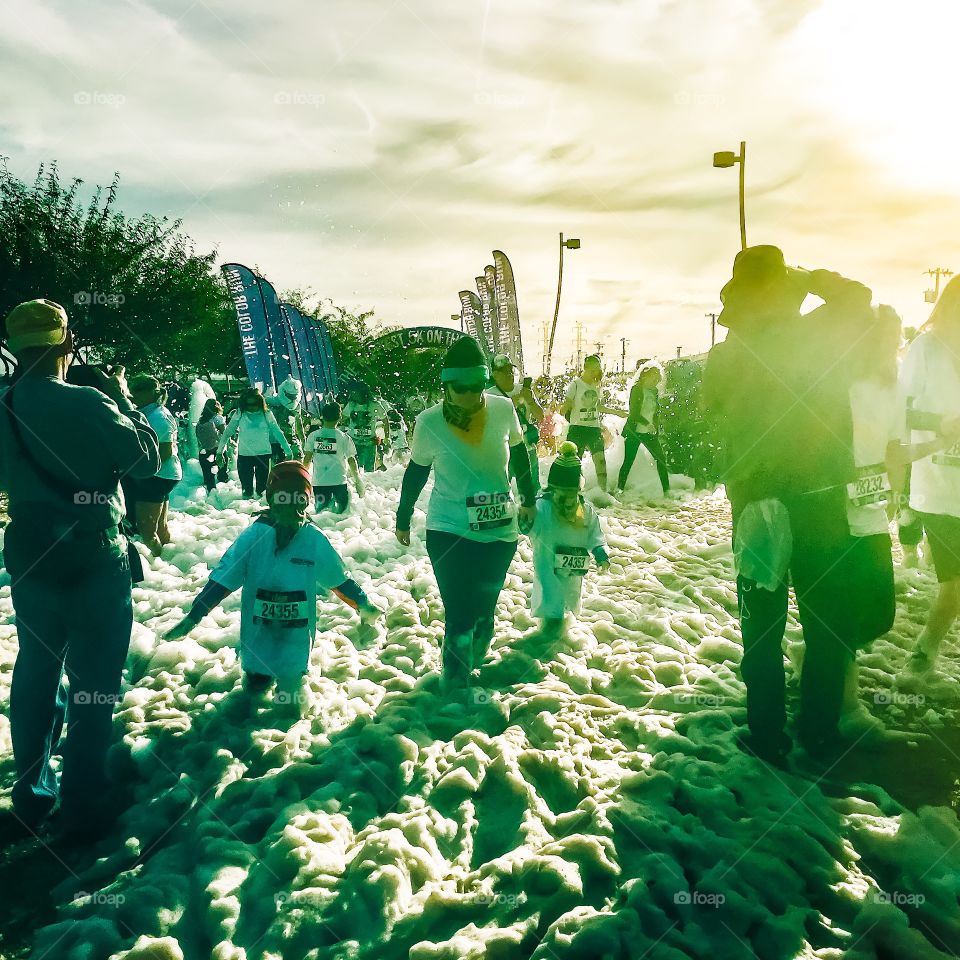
[676,346,682,360]
[925,267,954,303]
[594,340,604,358]
[620,337,629,373]
[575,321,584,371]
[706,312,718,347]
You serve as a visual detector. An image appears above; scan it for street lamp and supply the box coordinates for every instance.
[545,232,580,377]
[713,140,747,250]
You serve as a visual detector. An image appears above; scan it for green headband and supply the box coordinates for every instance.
[441,365,489,384]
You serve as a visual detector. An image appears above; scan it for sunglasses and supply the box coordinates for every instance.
[448,381,486,395]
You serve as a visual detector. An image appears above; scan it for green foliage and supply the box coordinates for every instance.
[0,160,240,377]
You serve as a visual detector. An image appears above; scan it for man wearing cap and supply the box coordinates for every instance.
[266,376,307,461]
[703,247,873,764]
[0,299,161,842]
[488,353,544,484]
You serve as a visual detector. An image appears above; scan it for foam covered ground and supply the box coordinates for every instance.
[1,451,959,960]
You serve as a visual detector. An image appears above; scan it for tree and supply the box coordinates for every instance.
[0,159,240,377]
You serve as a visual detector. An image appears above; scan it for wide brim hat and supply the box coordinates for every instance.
[717,245,808,329]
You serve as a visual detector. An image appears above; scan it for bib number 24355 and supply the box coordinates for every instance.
[466,492,515,531]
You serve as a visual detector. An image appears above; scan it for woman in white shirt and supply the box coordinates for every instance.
[900,277,960,672]
[395,336,537,696]
[129,374,182,556]
[217,388,292,498]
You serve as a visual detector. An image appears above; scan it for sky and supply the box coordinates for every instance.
[1,0,958,372]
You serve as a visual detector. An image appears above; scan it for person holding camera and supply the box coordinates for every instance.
[0,300,160,843]
[489,353,544,486]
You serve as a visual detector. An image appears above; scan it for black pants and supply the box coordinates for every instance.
[850,533,895,648]
[736,490,858,751]
[199,448,225,492]
[619,429,669,493]
[425,531,516,686]
[313,484,349,515]
[237,454,271,496]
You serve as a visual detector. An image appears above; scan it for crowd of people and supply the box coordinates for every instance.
[1,251,958,844]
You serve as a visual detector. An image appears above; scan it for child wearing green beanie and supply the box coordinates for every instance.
[528,441,610,637]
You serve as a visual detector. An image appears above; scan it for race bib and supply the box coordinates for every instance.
[253,589,309,629]
[466,492,515,531]
[847,463,891,508]
[554,546,589,576]
[578,406,599,425]
[313,440,337,455]
[353,427,373,440]
[933,441,960,468]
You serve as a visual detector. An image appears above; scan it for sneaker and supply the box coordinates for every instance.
[838,703,885,739]
[905,650,934,675]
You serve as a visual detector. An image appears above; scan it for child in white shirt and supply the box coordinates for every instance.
[164,461,380,716]
[303,403,364,515]
[528,442,610,637]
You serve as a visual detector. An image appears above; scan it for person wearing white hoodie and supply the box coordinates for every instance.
[266,376,307,460]
[218,388,292,497]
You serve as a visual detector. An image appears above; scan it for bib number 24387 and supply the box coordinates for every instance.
[466,492,515,531]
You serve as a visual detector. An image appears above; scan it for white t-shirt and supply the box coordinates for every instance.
[143,402,182,481]
[529,497,605,618]
[211,519,347,678]
[564,378,602,427]
[219,409,291,458]
[305,427,356,486]
[900,332,960,519]
[847,379,901,538]
[410,395,523,542]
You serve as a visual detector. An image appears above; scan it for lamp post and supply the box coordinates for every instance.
[452,313,463,332]
[713,141,747,250]
[545,232,580,377]
[706,312,718,347]
[924,267,954,304]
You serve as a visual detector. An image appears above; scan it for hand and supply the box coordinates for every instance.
[519,505,536,533]
[85,366,131,406]
[396,527,411,546]
[597,561,611,575]
[356,481,366,497]
[164,616,196,640]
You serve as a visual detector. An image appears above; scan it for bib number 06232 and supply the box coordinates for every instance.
[466,492,515,531]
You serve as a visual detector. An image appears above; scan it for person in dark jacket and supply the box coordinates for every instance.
[704,247,872,764]
[0,300,161,843]
[615,361,670,496]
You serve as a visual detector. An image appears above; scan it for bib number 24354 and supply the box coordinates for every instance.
[466,492,515,531]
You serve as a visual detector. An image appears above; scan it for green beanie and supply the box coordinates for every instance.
[441,335,489,383]
[548,441,583,489]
